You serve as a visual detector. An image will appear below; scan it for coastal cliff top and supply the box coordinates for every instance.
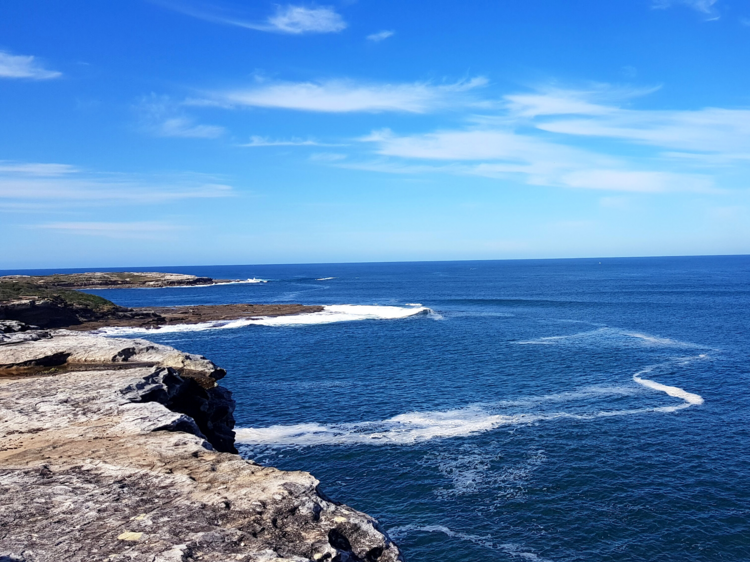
[0,324,402,562]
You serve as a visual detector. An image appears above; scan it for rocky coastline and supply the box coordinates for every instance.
[0,274,323,330]
[1,300,324,331]
[0,321,402,562]
[0,272,236,290]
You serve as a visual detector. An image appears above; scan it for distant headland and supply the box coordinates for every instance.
[0,271,233,289]
[0,272,321,330]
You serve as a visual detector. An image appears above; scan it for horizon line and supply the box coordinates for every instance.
[1,252,748,274]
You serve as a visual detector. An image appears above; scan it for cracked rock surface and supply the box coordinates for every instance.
[0,327,401,562]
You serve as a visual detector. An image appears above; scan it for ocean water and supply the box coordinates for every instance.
[9,256,750,561]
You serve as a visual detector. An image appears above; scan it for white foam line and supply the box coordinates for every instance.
[316,277,336,281]
[633,367,704,405]
[94,304,434,335]
[517,327,705,349]
[386,525,550,561]
[236,359,706,447]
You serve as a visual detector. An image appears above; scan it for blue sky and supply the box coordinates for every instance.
[1,0,749,268]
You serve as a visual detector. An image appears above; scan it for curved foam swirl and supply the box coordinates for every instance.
[517,327,706,349]
[236,358,706,447]
[95,304,434,335]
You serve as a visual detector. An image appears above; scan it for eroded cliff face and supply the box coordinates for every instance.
[0,325,402,562]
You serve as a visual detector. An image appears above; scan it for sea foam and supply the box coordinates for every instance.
[386,525,550,561]
[235,357,706,447]
[516,327,706,349]
[94,304,433,335]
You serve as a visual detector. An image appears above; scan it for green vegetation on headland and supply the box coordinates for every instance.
[0,271,217,289]
[0,273,322,330]
[0,279,123,328]
[0,280,119,311]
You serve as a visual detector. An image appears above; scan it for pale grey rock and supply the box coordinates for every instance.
[0,320,33,333]
[0,331,401,562]
[0,321,48,346]
[0,330,225,380]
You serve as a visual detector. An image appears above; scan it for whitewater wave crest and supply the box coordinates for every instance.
[94,304,434,335]
[127,278,269,289]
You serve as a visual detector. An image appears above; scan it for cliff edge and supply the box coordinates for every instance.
[0,323,401,562]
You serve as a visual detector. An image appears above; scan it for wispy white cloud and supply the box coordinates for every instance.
[157,117,225,138]
[33,221,185,239]
[241,135,329,147]
[136,94,224,138]
[353,127,716,193]
[0,161,234,204]
[538,107,750,154]
[652,0,720,20]
[213,76,488,113]
[0,162,78,176]
[740,17,750,26]
[559,169,713,193]
[367,30,395,42]
[344,84,748,193]
[0,51,61,80]
[504,85,660,118]
[266,5,345,33]
[161,2,346,34]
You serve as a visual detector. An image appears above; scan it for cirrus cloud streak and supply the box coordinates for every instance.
[212,76,488,114]
[0,51,61,80]
[0,161,235,204]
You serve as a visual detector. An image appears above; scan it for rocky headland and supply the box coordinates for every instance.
[0,272,234,290]
[0,321,402,562]
[0,275,322,330]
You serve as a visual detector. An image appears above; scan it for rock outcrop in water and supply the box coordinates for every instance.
[0,287,323,331]
[0,323,401,562]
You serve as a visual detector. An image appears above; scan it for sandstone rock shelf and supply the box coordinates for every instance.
[0,324,402,562]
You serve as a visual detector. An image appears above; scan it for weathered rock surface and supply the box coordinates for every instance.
[0,328,401,562]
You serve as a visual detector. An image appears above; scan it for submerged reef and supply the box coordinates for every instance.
[0,322,401,562]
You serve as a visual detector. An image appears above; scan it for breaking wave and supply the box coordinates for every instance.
[94,304,434,335]
[235,357,707,447]
[123,278,270,289]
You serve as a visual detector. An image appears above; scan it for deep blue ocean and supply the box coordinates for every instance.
[6,256,750,561]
